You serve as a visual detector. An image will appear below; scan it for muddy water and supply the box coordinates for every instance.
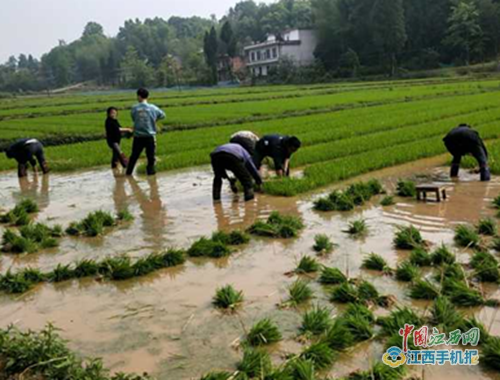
[0,159,499,380]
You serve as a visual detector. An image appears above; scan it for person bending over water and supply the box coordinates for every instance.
[5,138,49,178]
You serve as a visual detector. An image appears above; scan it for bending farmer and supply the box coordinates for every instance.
[105,107,132,170]
[443,123,490,181]
[126,88,166,176]
[211,143,263,202]
[230,131,260,155]
[253,134,301,177]
[5,138,49,178]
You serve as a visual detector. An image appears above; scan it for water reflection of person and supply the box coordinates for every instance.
[127,176,167,251]
[14,172,50,212]
[112,173,130,215]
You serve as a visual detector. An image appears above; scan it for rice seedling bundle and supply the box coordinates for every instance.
[296,256,321,274]
[393,225,424,250]
[320,318,355,351]
[477,217,497,236]
[454,225,480,248]
[313,180,383,212]
[300,305,332,336]
[287,279,314,306]
[395,261,420,282]
[2,223,62,254]
[470,251,500,282]
[431,244,456,265]
[66,210,124,237]
[213,285,244,310]
[409,279,439,300]
[343,361,406,380]
[442,278,485,306]
[482,337,500,371]
[434,263,466,282]
[361,253,390,272]
[187,237,231,258]
[345,219,368,237]
[236,349,272,379]
[246,318,282,347]
[377,307,424,337]
[248,212,304,239]
[430,296,465,331]
[0,199,38,226]
[396,180,417,197]
[330,282,359,304]
[318,267,347,285]
[284,359,316,380]
[312,234,334,254]
[380,196,395,206]
[409,247,432,266]
[211,230,250,246]
[200,372,232,380]
[299,342,337,369]
[342,311,374,342]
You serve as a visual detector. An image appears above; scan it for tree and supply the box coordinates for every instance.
[203,26,218,84]
[444,0,483,65]
[119,46,155,88]
[82,22,105,38]
[371,0,407,75]
[220,21,237,57]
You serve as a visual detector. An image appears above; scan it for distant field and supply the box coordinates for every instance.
[2,77,500,195]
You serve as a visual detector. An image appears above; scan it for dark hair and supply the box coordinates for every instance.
[286,136,302,150]
[459,123,471,128]
[107,107,118,117]
[5,149,12,159]
[137,88,149,99]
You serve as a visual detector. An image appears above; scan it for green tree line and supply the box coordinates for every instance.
[1,0,500,92]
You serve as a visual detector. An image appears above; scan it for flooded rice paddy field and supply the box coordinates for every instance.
[0,156,499,380]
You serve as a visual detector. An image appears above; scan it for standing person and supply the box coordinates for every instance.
[5,138,49,178]
[105,107,132,170]
[126,88,166,176]
[230,131,260,155]
[443,123,490,181]
[210,143,263,202]
[253,134,301,177]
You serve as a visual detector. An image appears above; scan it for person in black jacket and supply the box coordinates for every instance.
[105,107,132,169]
[5,138,49,178]
[253,134,301,177]
[443,124,490,181]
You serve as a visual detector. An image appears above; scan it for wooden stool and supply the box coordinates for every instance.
[416,184,447,202]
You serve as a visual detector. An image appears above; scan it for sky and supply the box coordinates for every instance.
[0,0,274,63]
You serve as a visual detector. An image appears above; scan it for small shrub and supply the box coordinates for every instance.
[213,285,244,310]
[396,180,416,197]
[394,225,423,249]
[296,256,321,274]
[477,218,497,236]
[246,318,282,346]
[395,261,420,282]
[313,234,334,254]
[300,305,332,336]
[454,225,480,248]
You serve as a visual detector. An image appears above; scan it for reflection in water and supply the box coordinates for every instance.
[127,176,167,251]
[112,174,130,214]
[14,173,50,212]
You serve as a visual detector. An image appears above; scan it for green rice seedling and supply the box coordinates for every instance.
[342,312,374,342]
[73,259,100,278]
[431,244,456,265]
[117,209,134,222]
[493,195,500,209]
[300,305,332,336]
[344,303,375,323]
[320,318,355,351]
[477,218,497,236]
[248,212,304,239]
[377,306,424,337]
[213,285,244,310]
[295,256,321,274]
[346,361,406,380]
[313,197,337,212]
[395,261,420,282]
[287,279,313,306]
[431,296,465,331]
[470,251,500,282]
[393,225,423,250]
[200,372,232,380]
[2,229,38,254]
[385,333,418,352]
[17,199,39,214]
[458,316,490,344]
[19,223,60,249]
[0,199,38,226]
[367,179,384,196]
[236,349,272,379]
[358,280,380,303]
[246,318,282,346]
[212,230,250,246]
[99,256,134,280]
[345,219,368,237]
[361,253,390,273]
[454,225,480,248]
[442,278,485,306]
[160,249,186,267]
[345,183,373,206]
[20,268,47,284]
[380,196,395,206]
[328,191,356,211]
[187,237,231,258]
[318,266,347,285]
[313,234,334,254]
[0,270,36,294]
[409,247,432,266]
[434,263,466,282]
[482,337,500,371]
[66,210,118,237]
[396,179,416,197]
[299,342,336,370]
[284,359,316,380]
[409,279,439,300]
[330,282,359,304]
[14,209,31,226]
[133,254,162,277]
[48,264,75,283]
[492,237,500,251]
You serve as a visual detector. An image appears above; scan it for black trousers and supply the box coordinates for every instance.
[445,141,488,168]
[126,136,156,175]
[16,142,47,177]
[109,142,127,168]
[211,152,253,198]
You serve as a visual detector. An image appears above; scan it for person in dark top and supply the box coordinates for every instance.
[105,107,132,169]
[253,134,302,177]
[211,143,263,202]
[5,138,49,178]
[230,131,260,155]
[443,124,490,181]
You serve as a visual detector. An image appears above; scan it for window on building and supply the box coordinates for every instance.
[257,51,261,61]
[272,48,277,59]
[251,52,255,62]
[266,49,271,59]
[258,67,263,76]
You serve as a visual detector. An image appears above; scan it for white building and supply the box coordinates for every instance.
[244,29,318,77]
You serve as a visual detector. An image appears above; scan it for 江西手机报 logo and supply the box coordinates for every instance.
[382,323,480,367]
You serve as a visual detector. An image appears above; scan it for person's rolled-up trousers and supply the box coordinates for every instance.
[126,136,156,176]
